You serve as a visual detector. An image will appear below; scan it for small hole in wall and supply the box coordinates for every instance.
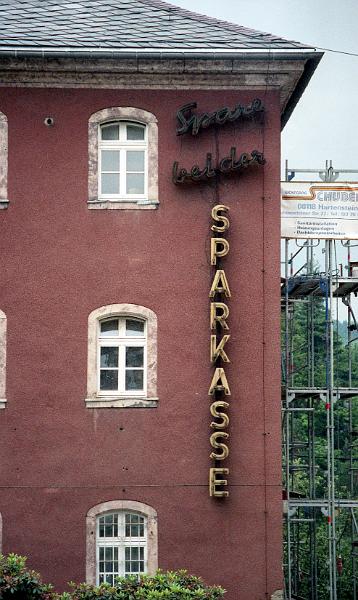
[44,117,55,127]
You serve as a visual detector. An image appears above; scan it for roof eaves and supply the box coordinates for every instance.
[281,51,323,129]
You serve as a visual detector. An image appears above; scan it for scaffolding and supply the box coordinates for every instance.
[282,162,358,600]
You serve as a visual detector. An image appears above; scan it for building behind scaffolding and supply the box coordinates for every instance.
[282,163,358,599]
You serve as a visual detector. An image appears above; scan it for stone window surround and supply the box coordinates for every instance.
[85,303,158,409]
[0,310,6,409]
[0,112,8,209]
[88,107,158,210]
[86,500,158,585]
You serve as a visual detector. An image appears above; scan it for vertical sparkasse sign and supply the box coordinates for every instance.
[173,99,266,497]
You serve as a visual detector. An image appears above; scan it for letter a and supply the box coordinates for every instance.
[208,367,231,395]
[209,270,231,298]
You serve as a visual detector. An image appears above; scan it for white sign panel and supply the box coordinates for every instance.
[281,182,358,239]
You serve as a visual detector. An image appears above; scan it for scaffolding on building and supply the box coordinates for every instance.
[282,162,358,600]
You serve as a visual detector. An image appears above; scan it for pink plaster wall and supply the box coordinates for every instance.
[0,87,282,599]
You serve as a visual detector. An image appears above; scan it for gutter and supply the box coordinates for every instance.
[0,46,318,59]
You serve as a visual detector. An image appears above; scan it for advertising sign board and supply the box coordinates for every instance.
[281,182,358,239]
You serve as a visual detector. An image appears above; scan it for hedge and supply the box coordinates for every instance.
[0,555,226,600]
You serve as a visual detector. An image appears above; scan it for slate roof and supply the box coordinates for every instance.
[0,0,315,53]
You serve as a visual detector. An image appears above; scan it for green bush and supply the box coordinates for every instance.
[0,556,225,600]
[0,553,54,599]
[61,570,225,600]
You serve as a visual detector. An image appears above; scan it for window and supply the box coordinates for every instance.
[88,107,158,210]
[99,317,146,396]
[97,512,146,583]
[99,122,146,201]
[85,304,158,408]
[0,111,8,209]
[0,310,6,409]
[86,500,158,585]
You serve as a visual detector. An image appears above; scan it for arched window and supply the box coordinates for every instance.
[99,121,147,201]
[86,500,158,585]
[0,309,6,409]
[88,107,158,210]
[85,304,158,409]
[98,316,146,397]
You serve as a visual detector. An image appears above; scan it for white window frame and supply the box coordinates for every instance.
[88,107,158,210]
[0,310,6,409]
[86,500,158,585]
[98,121,148,203]
[98,317,147,398]
[96,511,147,584]
[85,304,158,409]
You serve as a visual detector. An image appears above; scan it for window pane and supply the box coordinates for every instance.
[125,514,145,537]
[126,151,144,172]
[126,319,144,337]
[127,124,145,140]
[127,524,139,536]
[101,173,119,194]
[126,347,143,368]
[128,514,139,523]
[105,524,117,537]
[105,515,115,524]
[125,370,143,391]
[101,347,119,368]
[102,150,120,171]
[101,124,119,140]
[126,173,144,195]
[101,319,119,337]
[100,370,118,390]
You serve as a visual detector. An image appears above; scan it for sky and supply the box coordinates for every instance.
[173,0,358,180]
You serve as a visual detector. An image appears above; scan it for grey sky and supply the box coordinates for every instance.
[173,0,358,179]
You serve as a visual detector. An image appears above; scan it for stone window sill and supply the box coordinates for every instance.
[87,199,159,210]
[0,200,9,210]
[0,399,7,409]
[85,396,159,409]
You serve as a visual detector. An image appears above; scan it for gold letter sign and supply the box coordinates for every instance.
[209,204,231,498]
